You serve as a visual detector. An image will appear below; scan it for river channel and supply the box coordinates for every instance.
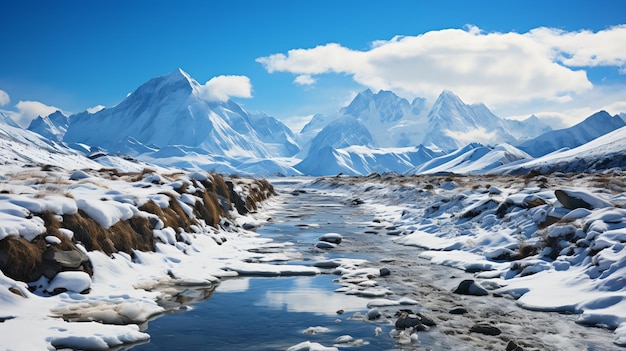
[133,178,617,351]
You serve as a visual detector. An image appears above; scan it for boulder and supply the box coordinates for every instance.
[469,323,501,336]
[318,233,342,244]
[452,279,488,296]
[379,267,391,277]
[315,241,337,249]
[449,307,468,315]
[41,246,92,280]
[555,189,612,210]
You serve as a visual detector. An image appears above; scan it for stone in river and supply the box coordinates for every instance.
[469,323,502,336]
[315,241,337,249]
[379,267,391,277]
[318,233,343,244]
[452,279,488,296]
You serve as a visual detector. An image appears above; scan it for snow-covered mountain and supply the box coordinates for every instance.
[28,110,71,142]
[516,110,626,157]
[497,125,626,174]
[0,111,147,172]
[422,90,549,150]
[62,69,298,160]
[340,89,429,147]
[295,145,444,176]
[298,89,429,152]
[408,143,532,175]
[300,89,550,156]
[305,116,376,157]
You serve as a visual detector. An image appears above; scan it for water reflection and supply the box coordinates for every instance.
[259,276,370,315]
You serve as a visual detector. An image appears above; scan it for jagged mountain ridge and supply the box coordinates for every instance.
[299,89,552,154]
[16,69,626,176]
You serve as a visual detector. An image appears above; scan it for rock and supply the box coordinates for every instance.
[350,198,365,206]
[452,279,489,296]
[394,310,435,330]
[313,260,342,268]
[555,189,612,210]
[379,267,391,277]
[242,223,257,230]
[395,312,427,331]
[318,233,342,244]
[506,340,524,351]
[366,308,381,320]
[469,323,501,336]
[69,170,90,180]
[315,241,337,249]
[449,307,468,315]
[522,195,547,208]
[41,246,92,280]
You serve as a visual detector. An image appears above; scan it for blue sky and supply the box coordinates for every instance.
[1,0,626,130]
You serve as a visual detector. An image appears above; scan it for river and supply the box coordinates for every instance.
[133,178,617,351]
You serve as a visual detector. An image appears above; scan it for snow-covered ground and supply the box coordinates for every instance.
[0,166,315,350]
[3,167,626,349]
[307,171,626,347]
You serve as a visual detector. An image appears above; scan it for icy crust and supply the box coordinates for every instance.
[309,172,626,346]
[0,167,305,350]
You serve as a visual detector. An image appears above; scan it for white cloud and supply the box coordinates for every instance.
[529,25,626,68]
[199,75,253,102]
[14,100,60,127]
[293,74,316,85]
[445,126,500,145]
[282,114,315,133]
[257,25,626,110]
[0,90,9,106]
[87,105,105,114]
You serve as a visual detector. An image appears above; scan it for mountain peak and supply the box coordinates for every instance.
[159,68,196,87]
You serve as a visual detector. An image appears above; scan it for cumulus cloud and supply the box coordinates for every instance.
[0,90,9,106]
[257,25,626,109]
[199,75,253,102]
[14,100,61,127]
[293,74,316,85]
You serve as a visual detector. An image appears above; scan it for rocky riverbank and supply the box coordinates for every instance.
[302,172,626,349]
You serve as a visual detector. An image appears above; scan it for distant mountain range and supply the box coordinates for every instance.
[8,68,626,176]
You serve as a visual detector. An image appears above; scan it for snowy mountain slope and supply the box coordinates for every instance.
[300,89,550,163]
[0,111,20,128]
[501,114,553,141]
[27,110,70,142]
[517,111,626,157]
[295,144,443,176]
[62,69,296,159]
[340,89,429,147]
[248,112,300,157]
[298,90,429,152]
[305,116,376,157]
[496,125,626,174]
[0,113,151,172]
[423,91,517,150]
[412,143,533,175]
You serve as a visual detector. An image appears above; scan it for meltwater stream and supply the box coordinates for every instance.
[133,179,402,350]
[133,178,618,351]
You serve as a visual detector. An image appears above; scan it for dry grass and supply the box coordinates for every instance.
[0,236,45,282]
[192,190,221,227]
[63,210,115,254]
[139,197,196,233]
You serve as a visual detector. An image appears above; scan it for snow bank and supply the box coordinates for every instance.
[0,168,289,350]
